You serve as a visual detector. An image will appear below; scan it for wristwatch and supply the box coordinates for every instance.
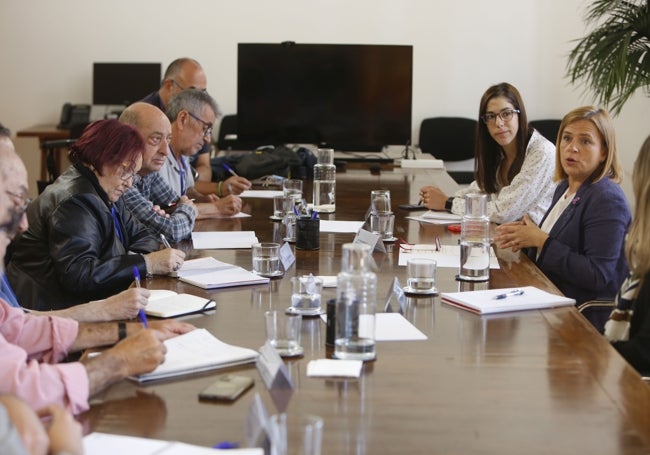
[444,197,454,212]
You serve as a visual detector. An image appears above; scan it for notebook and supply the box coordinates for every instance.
[174,257,270,289]
[145,290,215,318]
[133,328,259,382]
[440,286,575,315]
[191,231,258,249]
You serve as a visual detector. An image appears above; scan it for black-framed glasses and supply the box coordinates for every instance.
[481,109,520,124]
[187,111,213,138]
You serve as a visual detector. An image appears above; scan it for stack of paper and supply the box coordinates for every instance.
[398,244,500,269]
[134,328,259,382]
[408,210,461,224]
[191,231,258,249]
[175,257,269,290]
[440,286,575,315]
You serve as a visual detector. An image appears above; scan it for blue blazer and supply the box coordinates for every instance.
[527,178,631,304]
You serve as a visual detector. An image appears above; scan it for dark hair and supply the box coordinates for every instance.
[475,82,531,194]
[0,122,11,137]
[69,119,144,174]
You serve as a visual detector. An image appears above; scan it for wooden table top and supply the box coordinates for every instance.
[80,168,650,454]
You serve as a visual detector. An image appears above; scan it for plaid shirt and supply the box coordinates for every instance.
[122,172,196,242]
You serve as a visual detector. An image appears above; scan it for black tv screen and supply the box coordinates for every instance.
[237,43,412,151]
[93,62,161,105]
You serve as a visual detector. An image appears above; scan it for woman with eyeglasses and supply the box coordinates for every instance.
[494,107,631,330]
[419,82,556,224]
[7,120,185,311]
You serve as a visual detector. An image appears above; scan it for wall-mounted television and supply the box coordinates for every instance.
[237,43,412,151]
[93,62,161,106]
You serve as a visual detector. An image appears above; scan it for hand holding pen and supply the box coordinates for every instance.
[132,266,148,328]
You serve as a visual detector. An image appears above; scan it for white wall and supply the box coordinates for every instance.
[0,0,648,202]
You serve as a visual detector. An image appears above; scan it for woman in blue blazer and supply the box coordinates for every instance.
[494,107,631,320]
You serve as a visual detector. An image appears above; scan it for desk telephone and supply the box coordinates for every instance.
[58,103,90,130]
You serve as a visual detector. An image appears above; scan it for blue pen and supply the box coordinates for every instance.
[132,266,148,328]
[222,163,239,177]
[311,209,319,220]
[213,441,239,449]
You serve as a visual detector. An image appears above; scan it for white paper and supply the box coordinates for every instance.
[135,329,258,382]
[192,231,258,249]
[320,313,427,341]
[408,210,462,225]
[318,275,337,287]
[398,244,500,269]
[83,433,262,454]
[307,359,363,378]
[319,220,365,233]
[239,190,284,199]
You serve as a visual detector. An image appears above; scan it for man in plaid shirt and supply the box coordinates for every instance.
[120,103,197,242]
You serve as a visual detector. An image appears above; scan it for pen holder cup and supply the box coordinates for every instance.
[296,217,320,250]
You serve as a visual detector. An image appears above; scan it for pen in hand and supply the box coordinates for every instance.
[132,266,148,328]
[222,163,239,177]
[493,289,525,300]
[160,233,171,249]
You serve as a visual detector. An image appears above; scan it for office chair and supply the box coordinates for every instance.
[418,117,477,184]
[38,138,76,194]
[216,114,239,151]
[577,300,615,334]
[530,119,561,144]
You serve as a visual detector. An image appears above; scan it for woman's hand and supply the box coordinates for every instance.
[419,185,448,210]
[494,215,548,252]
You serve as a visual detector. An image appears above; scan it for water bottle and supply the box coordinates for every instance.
[313,148,336,213]
[458,193,490,281]
[334,243,377,361]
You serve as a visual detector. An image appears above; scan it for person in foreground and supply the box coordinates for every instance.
[158,89,244,217]
[419,82,556,224]
[119,102,198,242]
[0,394,82,455]
[0,125,150,322]
[7,120,185,311]
[140,57,251,197]
[494,107,631,325]
[605,134,650,374]
[0,136,195,414]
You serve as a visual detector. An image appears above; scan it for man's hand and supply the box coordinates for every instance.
[214,195,242,216]
[147,320,195,340]
[100,287,150,320]
[145,248,186,274]
[224,176,252,195]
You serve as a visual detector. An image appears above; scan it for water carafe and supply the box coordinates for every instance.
[458,193,490,281]
[313,148,336,213]
[334,243,377,361]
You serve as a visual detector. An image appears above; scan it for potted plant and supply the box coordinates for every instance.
[566,0,649,115]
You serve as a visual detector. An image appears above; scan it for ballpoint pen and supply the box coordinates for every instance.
[160,233,172,249]
[222,163,239,177]
[493,289,525,300]
[133,266,149,328]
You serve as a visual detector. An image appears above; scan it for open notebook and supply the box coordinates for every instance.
[440,286,575,315]
[133,328,259,382]
[174,257,269,289]
[145,290,215,318]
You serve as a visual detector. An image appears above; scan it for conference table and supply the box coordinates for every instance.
[80,167,650,454]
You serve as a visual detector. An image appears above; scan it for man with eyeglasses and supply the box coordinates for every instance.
[119,102,198,242]
[140,58,251,198]
[158,89,243,217]
[0,123,195,415]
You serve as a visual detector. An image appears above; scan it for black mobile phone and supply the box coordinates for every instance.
[198,375,254,402]
[398,203,426,211]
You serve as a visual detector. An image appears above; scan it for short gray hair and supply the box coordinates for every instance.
[166,89,220,123]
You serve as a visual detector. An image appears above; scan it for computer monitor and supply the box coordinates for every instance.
[93,62,161,106]
[237,43,413,151]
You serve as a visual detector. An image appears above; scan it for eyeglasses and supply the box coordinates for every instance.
[0,190,31,237]
[171,80,207,92]
[187,111,213,138]
[119,164,141,185]
[481,109,520,124]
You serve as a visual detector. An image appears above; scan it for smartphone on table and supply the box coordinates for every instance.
[198,374,254,402]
